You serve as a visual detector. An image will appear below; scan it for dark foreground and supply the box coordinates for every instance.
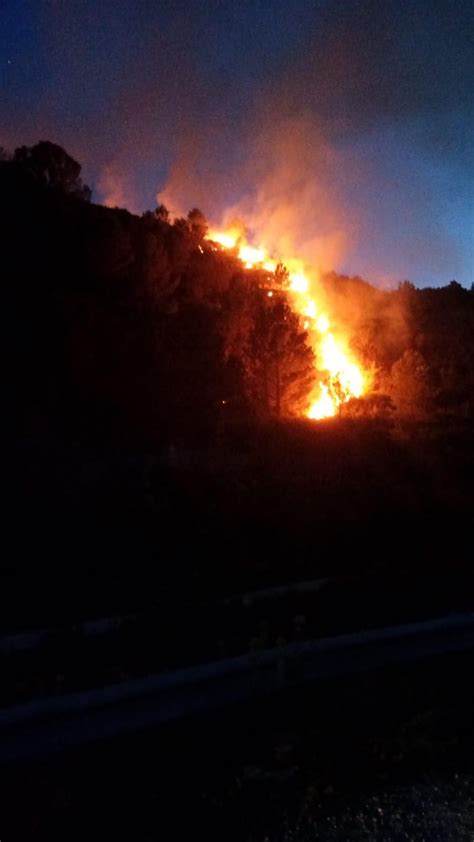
[279,771,474,841]
[1,647,473,840]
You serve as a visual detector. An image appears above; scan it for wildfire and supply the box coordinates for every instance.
[207,227,368,419]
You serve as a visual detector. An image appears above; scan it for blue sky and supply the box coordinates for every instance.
[1,0,473,287]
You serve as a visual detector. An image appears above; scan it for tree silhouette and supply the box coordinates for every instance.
[245,294,315,417]
[14,141,91,201]
[187,208,208,242]
[274,262,290,288]
[154,204,170,224]
[389,349,430,419]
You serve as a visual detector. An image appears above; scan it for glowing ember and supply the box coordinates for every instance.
[206,226,368,419]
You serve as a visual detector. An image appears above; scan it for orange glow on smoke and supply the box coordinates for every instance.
[206,226,368,418]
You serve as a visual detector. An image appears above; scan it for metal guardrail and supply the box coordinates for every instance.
[1,612,474,763]
[0,578,329,654]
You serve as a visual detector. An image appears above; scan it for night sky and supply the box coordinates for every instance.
[1,0,472,287]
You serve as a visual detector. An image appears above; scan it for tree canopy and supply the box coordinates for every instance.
[13,141,92,201]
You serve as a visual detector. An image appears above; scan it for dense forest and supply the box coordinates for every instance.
[3,142,473,612]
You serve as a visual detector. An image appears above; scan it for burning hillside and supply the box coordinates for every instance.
[206,225,369,419]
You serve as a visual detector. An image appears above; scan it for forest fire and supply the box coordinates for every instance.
[207,227,368,419]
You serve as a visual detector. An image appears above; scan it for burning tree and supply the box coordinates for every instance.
[245,294,316,417]
[206,226,369,419]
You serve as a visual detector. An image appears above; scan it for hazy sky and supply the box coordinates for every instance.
[1,0,473,287]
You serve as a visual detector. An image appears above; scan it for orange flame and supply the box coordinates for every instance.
[206,227,368,418]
